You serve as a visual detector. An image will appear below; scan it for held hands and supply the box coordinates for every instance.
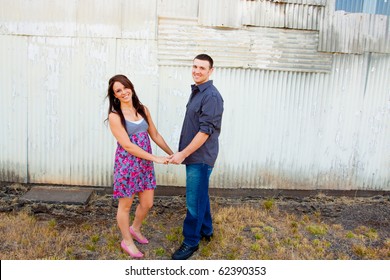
[168,152,186,165]
[153,155,171,164]
[153,152,185,165]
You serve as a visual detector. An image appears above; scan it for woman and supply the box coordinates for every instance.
[106,74,173,258]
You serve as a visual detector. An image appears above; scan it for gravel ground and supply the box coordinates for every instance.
[2,182,389,233]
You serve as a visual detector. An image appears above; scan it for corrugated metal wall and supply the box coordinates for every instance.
[0,35,28,182]
[320,0,390,53]
[0,0,159,186]
[158,17,332,72]
[156,53,390,190]
[1,0,389,190]
[242,0,325,30]
[335,0,390,16]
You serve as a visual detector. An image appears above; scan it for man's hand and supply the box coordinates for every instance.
[169,152,186,165]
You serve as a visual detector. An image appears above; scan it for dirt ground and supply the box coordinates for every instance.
[2,182,389,233]
[1,181,390,259]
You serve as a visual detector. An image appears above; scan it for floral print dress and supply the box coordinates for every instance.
[113,119,156,199]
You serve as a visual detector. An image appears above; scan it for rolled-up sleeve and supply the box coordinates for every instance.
[199,93,223,135]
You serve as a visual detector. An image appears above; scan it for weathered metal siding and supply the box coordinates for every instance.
[280,0,326,4]
[199,0,243,28]
[26,37,118,186]
[156,54,390,190]
[0,0,389,190]
[158,17,332,72]
[121,0,157,39]
[358,53,390,189]
[0,35,28,182]
[0,0,159,186]
[0,0,122,38]
[0,0,157,39]
[319,0,390,53]
[242,0,286,28]
[242,0,325,30]
[157,0,199,18]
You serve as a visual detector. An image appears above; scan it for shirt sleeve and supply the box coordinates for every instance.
[199,93,223,135]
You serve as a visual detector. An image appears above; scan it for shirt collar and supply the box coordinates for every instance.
[192,80,213,93]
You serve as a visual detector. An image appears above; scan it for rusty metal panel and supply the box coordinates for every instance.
[0,35,28,183]
[158,17,332,73]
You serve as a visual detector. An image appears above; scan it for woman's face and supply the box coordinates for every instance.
[113,81,132,103]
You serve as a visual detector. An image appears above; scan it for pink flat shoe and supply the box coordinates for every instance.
[120,240,144,258]
[129,226,149,244]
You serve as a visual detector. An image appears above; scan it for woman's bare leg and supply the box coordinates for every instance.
[117,196,140,253]
[131,189,154,238]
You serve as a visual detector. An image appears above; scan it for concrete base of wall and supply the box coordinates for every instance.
[14,182,390,206]
[156,186,390,198]
[20,186,93,205]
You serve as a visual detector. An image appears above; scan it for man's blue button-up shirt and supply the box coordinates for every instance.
[179,80,224,167]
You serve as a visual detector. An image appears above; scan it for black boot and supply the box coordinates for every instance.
[172,243,199,260]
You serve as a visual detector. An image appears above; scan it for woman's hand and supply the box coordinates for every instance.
[153,156,170,164]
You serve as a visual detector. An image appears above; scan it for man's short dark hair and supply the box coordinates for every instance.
[194,54,213,69]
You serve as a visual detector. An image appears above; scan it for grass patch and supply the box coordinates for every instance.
[154,247,165,257]
[166,227,182,242]
[200,246,212,257]
[0,197,388,260]
[263,199,275,211]
[306,224,327,236]
[91,234,100,244]
[48,219,57,229]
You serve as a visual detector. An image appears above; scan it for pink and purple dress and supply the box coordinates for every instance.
[113,118,156,199]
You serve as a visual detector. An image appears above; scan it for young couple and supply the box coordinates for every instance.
[106,54,224,260]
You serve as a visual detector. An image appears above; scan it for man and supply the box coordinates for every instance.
[169,54,224,260]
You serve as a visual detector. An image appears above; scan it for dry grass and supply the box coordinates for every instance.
[1,200,389,260]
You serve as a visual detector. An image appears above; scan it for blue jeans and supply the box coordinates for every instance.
[183,163,213,247]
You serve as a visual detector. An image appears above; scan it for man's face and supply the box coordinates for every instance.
[192,59,213,85]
